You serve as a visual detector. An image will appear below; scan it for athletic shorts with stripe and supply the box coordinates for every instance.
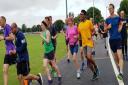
[17,61,30,76]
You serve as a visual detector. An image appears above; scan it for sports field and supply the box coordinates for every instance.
[0,33,66,85]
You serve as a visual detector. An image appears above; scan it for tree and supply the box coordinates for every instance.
[31,25,37,32]
[21,24,27,33]
[26,28,31,32]
[87,7,104,23]
[74,15,80,24]
[37,24,41,32]
[118,0,128,17]
[54,20,64,32]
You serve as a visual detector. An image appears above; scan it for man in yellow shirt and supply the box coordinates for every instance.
[78,10,99,81]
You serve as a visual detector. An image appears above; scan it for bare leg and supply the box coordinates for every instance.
[117,49,124,74]
[18,75,24,85]
[43,59,52,80]
[72,53,80,70]
[50,60,61,77]
[3,64,9,85]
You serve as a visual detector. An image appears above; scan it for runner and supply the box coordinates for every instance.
[48,16,58,77]
[40,20,62,85]
[48,16,57,53]
[11,23,43,85]
[99,21,108,49]
[104,4,124,80]
[119,10,128,60]
[78,10,99,80]
[66,17,81,79]
[0,16,17,85]
[63,18,71,63]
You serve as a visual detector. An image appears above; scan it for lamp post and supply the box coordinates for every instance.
[93,0,95,22]
[66,0,68,18]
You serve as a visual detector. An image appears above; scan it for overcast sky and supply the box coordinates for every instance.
[0,0,121,27]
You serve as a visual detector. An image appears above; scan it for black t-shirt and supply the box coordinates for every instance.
[120,18,127,39]
[49,24,57,45]
[99,25,108,38]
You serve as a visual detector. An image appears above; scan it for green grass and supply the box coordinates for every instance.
[0,33,66,85]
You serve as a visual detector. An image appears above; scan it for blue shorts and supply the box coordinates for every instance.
[109,39,122,53]
[69,45,78,55]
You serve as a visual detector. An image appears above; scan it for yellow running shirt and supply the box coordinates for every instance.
[78,20,94,48]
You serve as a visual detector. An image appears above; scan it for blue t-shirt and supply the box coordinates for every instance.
[15,31,29,62]
[105,16,122,40]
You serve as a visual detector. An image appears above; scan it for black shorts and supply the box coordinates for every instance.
[17,61,30,76]
[4,54,17,65]
[79,40,82,47]
[44,50,54,60]
[109,39,122,53]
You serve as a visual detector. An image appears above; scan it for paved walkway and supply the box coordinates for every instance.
[35,39,128,85]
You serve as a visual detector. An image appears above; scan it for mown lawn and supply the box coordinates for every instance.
[0,33,66,85]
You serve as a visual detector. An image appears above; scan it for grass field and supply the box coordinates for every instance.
[0,33,66,85]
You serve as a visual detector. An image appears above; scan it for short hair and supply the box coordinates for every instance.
[120,10,125,13]
[81,10,87,15]
[45,16,50,21]
[67,17,74,22]
[109,3,115,9]
[49,16,52,18]
[12,23,17,28]
[0,16,6,22]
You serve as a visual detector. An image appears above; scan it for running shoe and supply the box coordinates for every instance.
[117,73,123,80]
[77,70,81,79]
[48,80,53,85]
[58,77,62,85]
[91,73,98,81]
[67,59,70,63]
[37,73,43,85]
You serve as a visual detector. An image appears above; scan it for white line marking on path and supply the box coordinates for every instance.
[107,37,124,85]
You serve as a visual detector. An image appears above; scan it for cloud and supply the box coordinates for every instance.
[0,0,60,12]
[0,0,121,27]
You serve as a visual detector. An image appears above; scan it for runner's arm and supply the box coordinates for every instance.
[4,33,15,41]
[118,21,123,32]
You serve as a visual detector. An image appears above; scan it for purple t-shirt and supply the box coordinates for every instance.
[66,25,78,45]
[4,24,15,55]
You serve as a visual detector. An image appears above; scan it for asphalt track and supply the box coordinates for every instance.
[33,39,128,85]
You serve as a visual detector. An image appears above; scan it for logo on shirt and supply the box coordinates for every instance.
[21,39,26,43]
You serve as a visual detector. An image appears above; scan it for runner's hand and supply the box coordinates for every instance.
[107,24,111,29]
[9,50,16,55]
[74,35,77,39]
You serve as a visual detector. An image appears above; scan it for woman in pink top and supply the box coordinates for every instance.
[66,17,81,79]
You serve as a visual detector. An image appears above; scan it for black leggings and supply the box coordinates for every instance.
[122,39,127,56]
